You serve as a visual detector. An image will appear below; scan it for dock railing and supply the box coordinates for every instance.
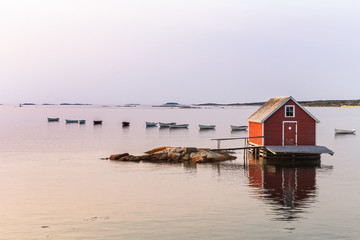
[211,136,264,150]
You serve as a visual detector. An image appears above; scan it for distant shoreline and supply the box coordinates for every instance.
[4,99,360,107]
[195,99,360,107]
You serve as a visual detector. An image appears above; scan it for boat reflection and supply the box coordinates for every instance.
[248,157,325,222]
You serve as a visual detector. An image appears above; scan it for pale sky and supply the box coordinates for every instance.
[1,0,359,104]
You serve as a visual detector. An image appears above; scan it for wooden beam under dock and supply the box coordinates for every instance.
[211,145,264,151]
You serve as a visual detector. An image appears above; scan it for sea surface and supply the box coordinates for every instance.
[0,105,359,240]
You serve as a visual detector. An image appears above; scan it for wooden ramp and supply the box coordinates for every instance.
[265,145,334,155]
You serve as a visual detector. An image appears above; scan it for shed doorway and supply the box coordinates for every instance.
[283,122,297,145]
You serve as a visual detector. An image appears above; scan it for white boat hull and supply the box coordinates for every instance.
[231,125,248,131]
[146,122,157,127]
[199,124,216,129]
[335,129,356,134]
[169,124,189,129]
[159,122,176,127]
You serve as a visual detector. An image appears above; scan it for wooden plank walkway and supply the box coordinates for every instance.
[211,136,264,150]
[211,145,263,151]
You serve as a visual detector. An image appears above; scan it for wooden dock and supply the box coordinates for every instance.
[255,145,333,164]
[211,136,334,163]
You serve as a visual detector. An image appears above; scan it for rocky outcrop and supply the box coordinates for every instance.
[110,147,236,163]
[109,153,129,160]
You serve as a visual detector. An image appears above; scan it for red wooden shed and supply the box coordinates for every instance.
[247,96,320,146]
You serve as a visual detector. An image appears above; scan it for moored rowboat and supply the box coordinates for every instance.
[48,118,59,122]
[94,120,102,125]
[199,124,216,130]
[65,119,79,124]
[159,122,176,128]
[169,124,189,129]
[231,125,248,131]
[335,128,356,134]
[146,121,157,127]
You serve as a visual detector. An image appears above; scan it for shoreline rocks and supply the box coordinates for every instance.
[109,147,236,163]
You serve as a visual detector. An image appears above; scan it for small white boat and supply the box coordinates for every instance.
[48,118,59,122]
[159,122,176,128]
[199,124,216,130]
[335,128,356,134]
[169,124,189,129]
[231,125,248,131]
[146,122,157,127]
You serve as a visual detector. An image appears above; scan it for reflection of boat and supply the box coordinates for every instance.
[169,124,189,129]
[231,125,248,131]
[199,124,216,130]
[48,118,59,122]
[94,120,102,125]
[335,129,356,134]
[146,122,157,127]
[122,121,130,127]
[159,122,176,128]
[66,119,79,124]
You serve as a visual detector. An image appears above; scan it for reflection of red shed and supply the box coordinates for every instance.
[247,159,317,221]
[247,96,320,146]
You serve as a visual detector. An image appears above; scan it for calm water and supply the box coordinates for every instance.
[0,105,359,240]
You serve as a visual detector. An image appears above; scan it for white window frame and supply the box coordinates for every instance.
[285,105,295,118]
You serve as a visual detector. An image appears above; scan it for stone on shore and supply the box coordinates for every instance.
[110,147,236,163]
[109,153,129,160]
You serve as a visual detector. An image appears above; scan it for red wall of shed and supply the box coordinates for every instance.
[248,122,263,145]
[264,99,316,145]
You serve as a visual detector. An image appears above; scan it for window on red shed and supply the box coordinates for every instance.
[285,105,295,117]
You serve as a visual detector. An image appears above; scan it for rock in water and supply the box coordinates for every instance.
[145,146,168,154]
[109,147,236,163]
[109,153,129,160]
[183,147,198,154]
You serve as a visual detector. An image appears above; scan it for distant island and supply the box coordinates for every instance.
[196,99,360,107]
[60,103,92,106]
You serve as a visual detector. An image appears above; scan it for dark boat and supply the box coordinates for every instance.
[48,118,60,122]
[65,119,79,124]
[94,120,103,125]
[146,121,157,127]
[122,121,130,127]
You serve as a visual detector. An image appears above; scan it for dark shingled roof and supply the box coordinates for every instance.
[266,145,334,155]
[247,96,320,123]
[247,96,290,123]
